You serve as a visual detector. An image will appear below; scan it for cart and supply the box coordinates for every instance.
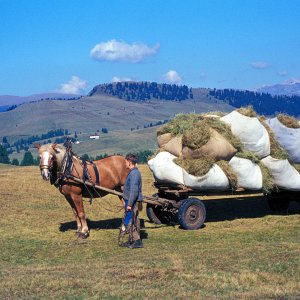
[68,175,297,230]
[144,182,299,230]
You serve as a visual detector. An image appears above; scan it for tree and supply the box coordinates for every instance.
[0,145,10,164]
[11,158,19,166]
[21,151,34,166]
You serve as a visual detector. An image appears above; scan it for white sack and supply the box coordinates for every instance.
[229,157,262,190]
[221,111,270,158]
[265,117,300,163]
[147,151,184,185]
[261,156,300,191]
[183,164,230,191]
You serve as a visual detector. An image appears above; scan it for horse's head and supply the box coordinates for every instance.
[35,143,59,181]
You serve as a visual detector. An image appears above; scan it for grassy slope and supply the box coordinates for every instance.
[0,165,299,299]
[9,127,159,162]
[0,91,234,139]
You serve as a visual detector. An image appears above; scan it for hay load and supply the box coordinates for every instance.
[149,109,300,192]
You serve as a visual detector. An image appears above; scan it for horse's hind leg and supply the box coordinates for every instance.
[65,195,82,237]
[70,193,90,239]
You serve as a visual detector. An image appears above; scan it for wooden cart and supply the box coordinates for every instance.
[69,175,296,230]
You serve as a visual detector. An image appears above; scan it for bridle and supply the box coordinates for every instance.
[39,151,55,176]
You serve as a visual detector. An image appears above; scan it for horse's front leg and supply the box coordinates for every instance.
[71,193,89,239]
[65,195,82,237]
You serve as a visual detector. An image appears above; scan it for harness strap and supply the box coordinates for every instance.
[93,164,100,185]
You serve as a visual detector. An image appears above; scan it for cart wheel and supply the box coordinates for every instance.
[267,196,289,211]
[146,203,172,224]
[178,198,206,230]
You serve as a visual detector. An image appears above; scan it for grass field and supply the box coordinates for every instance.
[0,164,299,299]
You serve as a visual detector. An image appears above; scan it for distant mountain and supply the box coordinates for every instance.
[256,81,300,96]
[0,92,81,107]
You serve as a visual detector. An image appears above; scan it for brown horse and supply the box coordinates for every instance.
[35,143,129,239]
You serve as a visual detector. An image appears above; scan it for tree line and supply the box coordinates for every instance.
[89,82,193,101]
[209,89,300,116]
[0,145,154,166]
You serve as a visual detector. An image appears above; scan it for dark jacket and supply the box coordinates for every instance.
[123,167,143,206]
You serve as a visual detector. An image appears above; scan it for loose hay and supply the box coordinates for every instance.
[157,113,199,136]
[235,151,260,163]
[258,162,276,194]
[216,160,238,189]
[174,156,215,177]
[182,121,211,149]
[236,106,257,117]
[277,114,300,129]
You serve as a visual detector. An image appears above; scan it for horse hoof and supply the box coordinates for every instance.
[77,231,90,239]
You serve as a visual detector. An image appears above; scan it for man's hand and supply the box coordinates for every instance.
[126,205,132,211]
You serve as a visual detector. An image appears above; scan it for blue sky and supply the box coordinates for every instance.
[0,0,299,95]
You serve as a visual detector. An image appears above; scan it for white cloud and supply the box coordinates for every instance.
[58,76,87,94]
[251,61,269,69]
[111,76,133,83]
[162,70,182,84]
[90,39,159,63]
[278,71,288,77]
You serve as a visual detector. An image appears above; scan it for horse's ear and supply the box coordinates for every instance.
[51,143,59,153]
[34,143,41,149]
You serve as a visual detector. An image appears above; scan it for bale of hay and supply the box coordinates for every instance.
[259,118,289,160]
[229,157,263,190]
[201,117,244,151]
[265,117,300,163]
[277,114,300,129]
[261,156,300,191]
[157,133,173,147]
[220,110,270,158]
[147,151,184,185]
[182,164,230,191]
[182,128,237,161]
[163,135,183,157]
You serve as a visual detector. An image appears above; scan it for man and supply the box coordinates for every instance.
[121,153,143,249]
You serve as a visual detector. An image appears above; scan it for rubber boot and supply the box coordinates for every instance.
[127,239,143,249]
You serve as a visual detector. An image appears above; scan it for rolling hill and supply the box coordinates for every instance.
[3,80,300,158]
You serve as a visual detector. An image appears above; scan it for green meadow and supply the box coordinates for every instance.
[0,164,299,299]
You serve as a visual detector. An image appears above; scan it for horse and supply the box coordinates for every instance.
[35,143,130,239]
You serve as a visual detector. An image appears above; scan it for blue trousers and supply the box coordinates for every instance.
[124,199,135,226]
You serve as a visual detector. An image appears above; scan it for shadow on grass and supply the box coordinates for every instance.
[59,218,149,239]
[203,197,300,222]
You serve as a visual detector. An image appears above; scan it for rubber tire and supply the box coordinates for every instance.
[178,198,206,230]
[146,203,175,225]
[146,204,162,224]
[268,196,290,211]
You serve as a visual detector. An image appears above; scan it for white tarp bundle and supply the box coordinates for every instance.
[265,117,300,163]
[221,111,270,158]
[147,151,230,190]
[147,151,184,185]
[261,156,300,191]
[182,164,230,191]
[229,157,263,190]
